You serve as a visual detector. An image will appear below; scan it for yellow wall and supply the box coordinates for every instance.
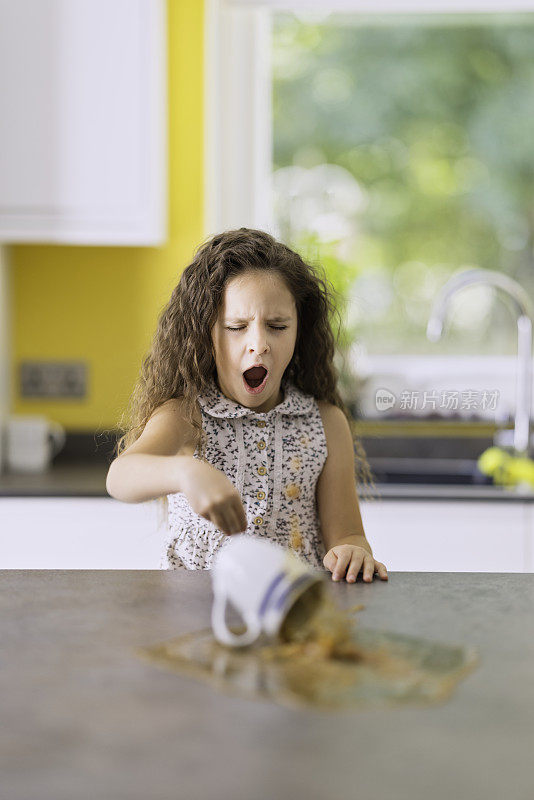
[9,0,205,431]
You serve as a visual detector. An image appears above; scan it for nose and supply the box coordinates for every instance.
[247,323,271,354]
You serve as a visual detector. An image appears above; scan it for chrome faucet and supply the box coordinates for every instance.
[426,268,534,458]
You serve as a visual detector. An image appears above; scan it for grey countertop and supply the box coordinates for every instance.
[2,570,533,800]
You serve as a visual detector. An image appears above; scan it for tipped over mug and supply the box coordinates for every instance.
[211,535,325,648]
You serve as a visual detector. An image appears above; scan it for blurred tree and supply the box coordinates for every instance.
[272,12,534,355]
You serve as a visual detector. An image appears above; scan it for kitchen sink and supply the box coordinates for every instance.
[356,425,499,485]
[367,457,493,485]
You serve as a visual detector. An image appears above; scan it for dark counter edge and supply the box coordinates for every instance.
[0,430,533,502]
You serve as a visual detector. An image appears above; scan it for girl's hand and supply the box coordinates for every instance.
[323,544,388,583]
[179,459,248,535]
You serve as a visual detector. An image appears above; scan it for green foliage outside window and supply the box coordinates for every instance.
[272,13,534,355]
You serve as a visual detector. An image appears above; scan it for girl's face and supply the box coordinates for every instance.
[211,270,298,413]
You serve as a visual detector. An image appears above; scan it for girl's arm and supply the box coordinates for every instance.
[106,399,248,533]
[316,402,388,583]
[106,399,198,503]
[107,452,197,504]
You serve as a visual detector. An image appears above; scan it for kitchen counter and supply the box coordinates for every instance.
[0,461,109,496]
[2,570,533,800]
[1,460,533,501]
[370,482,534,501]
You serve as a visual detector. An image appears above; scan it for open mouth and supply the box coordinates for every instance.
[243,366,268,392]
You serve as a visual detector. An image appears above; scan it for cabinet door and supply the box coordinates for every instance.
[0,0,166,245]
[523,505,534,572]
[359,499,528,572]
[0,498,162,568]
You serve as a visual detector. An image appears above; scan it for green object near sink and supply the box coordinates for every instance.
[477,446,534,489]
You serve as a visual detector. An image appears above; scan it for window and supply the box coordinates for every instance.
[271,11,534,356]
[206,1,534,419]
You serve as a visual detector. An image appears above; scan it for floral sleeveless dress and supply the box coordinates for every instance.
[161,375,328,572]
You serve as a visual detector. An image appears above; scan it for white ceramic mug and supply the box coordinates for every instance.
[211,535,325,648]
[6,415,66,473]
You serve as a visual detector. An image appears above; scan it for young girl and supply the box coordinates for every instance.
[107,228,388,584]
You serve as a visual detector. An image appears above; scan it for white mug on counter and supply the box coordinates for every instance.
[211,535,325,648]
[5,415,66,473]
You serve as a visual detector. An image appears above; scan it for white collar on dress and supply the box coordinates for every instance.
[197,375,315,419]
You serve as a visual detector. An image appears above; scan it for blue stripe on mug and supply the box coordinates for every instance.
[274,574,313,612]
[259,571,286,619]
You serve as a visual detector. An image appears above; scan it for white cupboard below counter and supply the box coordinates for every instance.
[0,496,532,571]
[360,499,532,573]
[0,498,163,569]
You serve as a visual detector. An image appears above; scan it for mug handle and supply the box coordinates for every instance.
[211,588,262,648]
[49,423,66,457]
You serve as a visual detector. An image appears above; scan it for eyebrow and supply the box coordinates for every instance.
[224,316,292,323]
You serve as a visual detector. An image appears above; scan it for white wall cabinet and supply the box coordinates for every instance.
[360,499,532,572]
[0,0,166,245]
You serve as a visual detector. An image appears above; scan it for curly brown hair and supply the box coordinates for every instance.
[114,227,376,530]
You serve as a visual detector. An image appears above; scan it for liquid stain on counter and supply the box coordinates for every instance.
[138,589,478,712]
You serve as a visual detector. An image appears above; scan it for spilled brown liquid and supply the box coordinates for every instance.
[138,585,478,712]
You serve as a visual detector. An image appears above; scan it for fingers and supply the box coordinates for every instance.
[346,550,367,583]
[362,553,376,583]
[226,506,248,535]
[331,549,352,581]
[207,506,235,535]
[235,501,248,533]
[323,546,390,584]
[375,561,389,581]
[323,550,338,573]
[224,507,243,535]
[226,496,248,534]
[211,501,248,535]
[228,492,248,534]
[348,555,388,583]
[347,551,379,583]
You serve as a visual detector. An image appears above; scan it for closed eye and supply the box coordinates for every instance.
[226,326,287,331]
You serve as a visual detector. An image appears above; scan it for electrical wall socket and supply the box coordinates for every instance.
[20,361,87,398]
